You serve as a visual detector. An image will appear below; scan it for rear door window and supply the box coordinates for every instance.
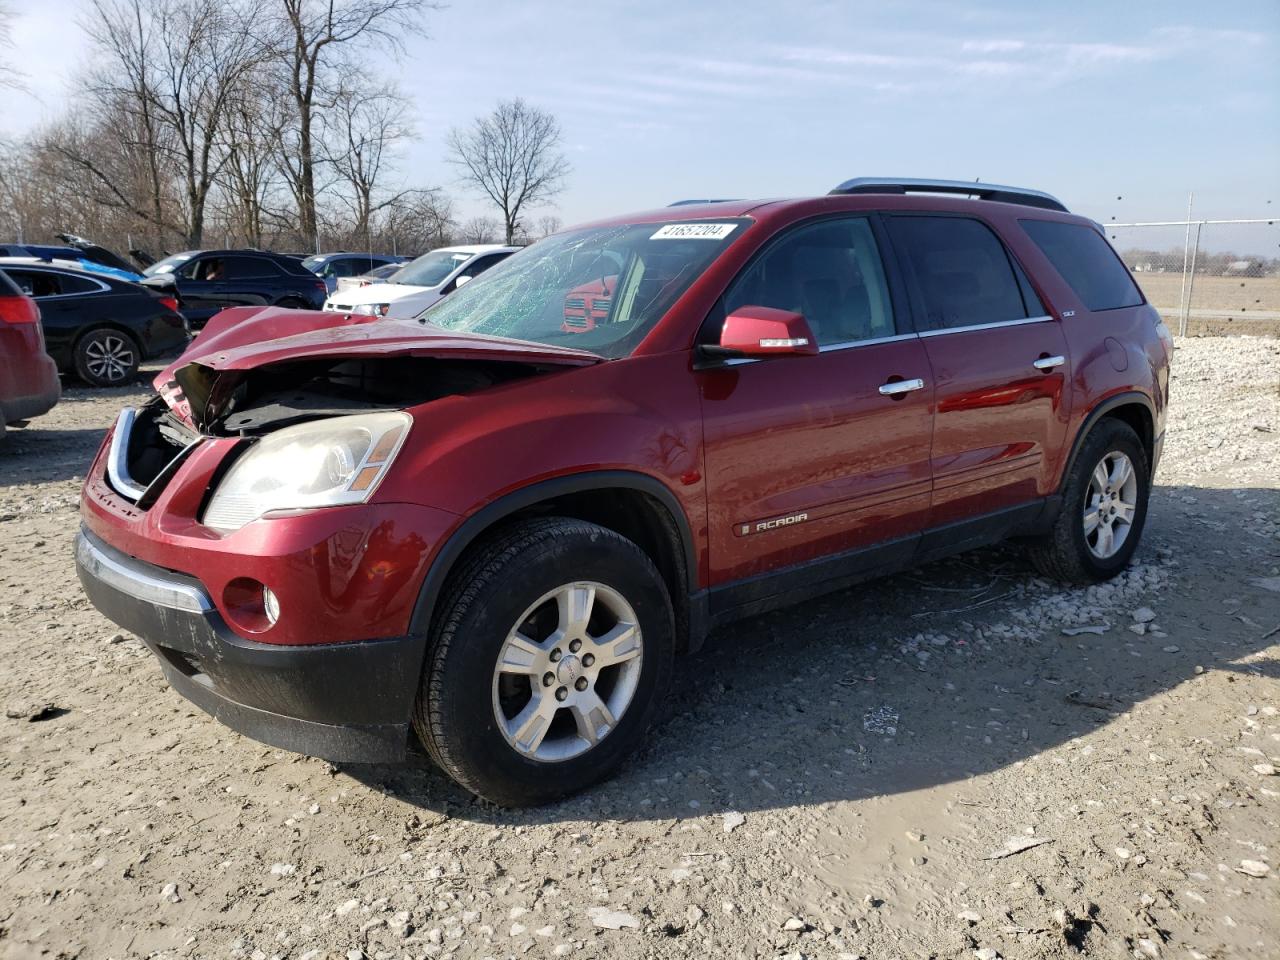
[224,256,281,280]
[1020,219,1143,311]
[4,270,60,297]
[886,216,1034,331]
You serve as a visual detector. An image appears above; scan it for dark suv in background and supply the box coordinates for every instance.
[77,178,1171,806]
[142,249,326,329]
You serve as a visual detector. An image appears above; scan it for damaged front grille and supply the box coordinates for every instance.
[106,399,202,506]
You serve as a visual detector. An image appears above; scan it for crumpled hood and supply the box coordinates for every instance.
[153,305,602,431]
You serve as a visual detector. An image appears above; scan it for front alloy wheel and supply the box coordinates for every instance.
[413,517,675,806]
[493,582,643,762]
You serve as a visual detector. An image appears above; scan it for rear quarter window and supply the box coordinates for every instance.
[1020,219,1143,312]
[58,273,105,295]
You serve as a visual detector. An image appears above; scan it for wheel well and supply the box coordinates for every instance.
[450,487,694,652]
[1057,397,1156,497]
[1098,402,1154,465]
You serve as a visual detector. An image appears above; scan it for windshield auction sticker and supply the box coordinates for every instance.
[650,223,738,240]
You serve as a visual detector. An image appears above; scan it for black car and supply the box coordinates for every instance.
[0,261,188,387]
[142,249,328,329]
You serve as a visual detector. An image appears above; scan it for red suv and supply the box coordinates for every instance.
[0,269,61,438]
[75,179,1171,806]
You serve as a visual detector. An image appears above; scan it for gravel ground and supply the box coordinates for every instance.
[1,336,1277,960]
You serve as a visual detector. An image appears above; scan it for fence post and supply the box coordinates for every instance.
[1180,221,1204,337]
[1177,191,1193,329]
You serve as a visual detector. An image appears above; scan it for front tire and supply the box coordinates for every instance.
[413,517,675,806]
[74,329,140,387]
[1029,419,1150,584]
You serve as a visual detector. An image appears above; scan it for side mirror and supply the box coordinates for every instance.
[453,274,473,289]
[699,306,819,364]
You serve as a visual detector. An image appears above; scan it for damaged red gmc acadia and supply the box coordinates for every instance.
[76,179,1171,806]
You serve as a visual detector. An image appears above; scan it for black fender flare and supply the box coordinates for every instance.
[406,470,699,644]
[1058,391,1156,492]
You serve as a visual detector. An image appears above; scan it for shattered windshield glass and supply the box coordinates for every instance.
[419,220,749,358]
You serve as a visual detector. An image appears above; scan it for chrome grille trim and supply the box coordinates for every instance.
[107,408,148,501]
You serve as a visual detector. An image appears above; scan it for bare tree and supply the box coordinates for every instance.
[380,189,456,253]
[266,0,434,248]
[324,81,413,243]
[60,0,265,247]
[535,215,563,238]
[217,66,294,248]
[447,99,570,244]
[0,1,23,90]
[458,216,500,245]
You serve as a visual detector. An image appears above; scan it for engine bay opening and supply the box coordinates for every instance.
[200,355,558,435]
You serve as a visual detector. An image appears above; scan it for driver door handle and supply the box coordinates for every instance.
[1033,355,1066,370]
[878,377,926,396]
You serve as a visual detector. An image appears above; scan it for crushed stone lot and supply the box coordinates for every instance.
[1,336,1278,960]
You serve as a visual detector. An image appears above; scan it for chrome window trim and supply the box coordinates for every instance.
[917,315,1053,338]
[819,331,917,353]
[75,528,212,613]
[722,331,919,366]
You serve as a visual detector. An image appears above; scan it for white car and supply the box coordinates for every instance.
[322,245,519,318]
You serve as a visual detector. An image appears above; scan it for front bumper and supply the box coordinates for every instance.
[75,527,422,762]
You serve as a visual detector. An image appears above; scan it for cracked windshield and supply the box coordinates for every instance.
[419,219,750,357]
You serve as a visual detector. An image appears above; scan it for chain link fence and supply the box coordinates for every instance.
[1106,217,1279,336]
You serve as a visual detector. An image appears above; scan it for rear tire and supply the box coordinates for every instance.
[74,329,140,387]
[1029,419,1150,584]
[412,517,675,806]
[276,297,306,310]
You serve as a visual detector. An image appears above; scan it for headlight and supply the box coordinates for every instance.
[352,302,391,317]
[203,412,411,533]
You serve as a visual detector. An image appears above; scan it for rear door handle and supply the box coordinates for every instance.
[1033,355,1066,370]
[878,377,926,396]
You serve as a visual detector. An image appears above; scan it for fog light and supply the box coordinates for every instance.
[263,586,281,626]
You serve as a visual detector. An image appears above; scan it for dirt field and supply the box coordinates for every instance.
[1132,275,1280,337]
[1,338,1278,960]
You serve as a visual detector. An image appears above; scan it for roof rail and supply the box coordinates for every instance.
[828,177,1068,213]
[668,198,741,207]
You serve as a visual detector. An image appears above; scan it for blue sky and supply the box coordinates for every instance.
[8,0,1280,235]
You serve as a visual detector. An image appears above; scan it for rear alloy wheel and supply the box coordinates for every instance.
[1029,418,1150,584]
[1083,451,1140,560]
[414,517,674,806]
[75,329,139,387]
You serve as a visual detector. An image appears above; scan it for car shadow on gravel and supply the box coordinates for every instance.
[0,373,161,487]
[340,484,1280,825]
[0,426,109,487]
